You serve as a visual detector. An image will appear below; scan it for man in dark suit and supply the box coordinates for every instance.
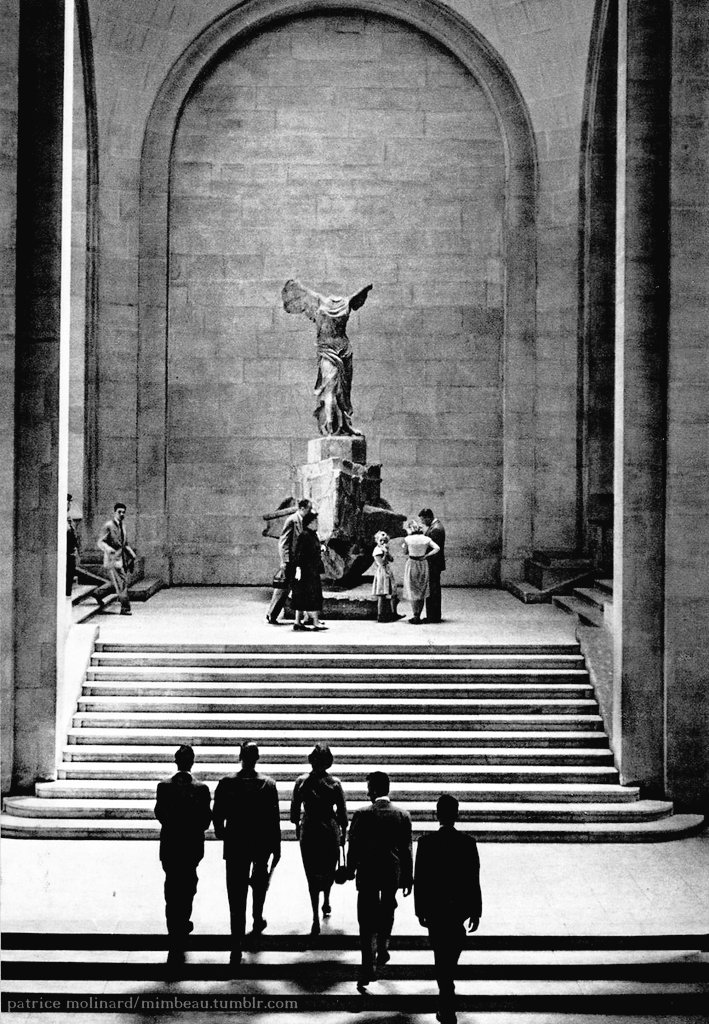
[154,744,212,969]
[419,508,446,623]
[266,498,312,623]
[347,771,413,992]
[213,741,281,970]
[414,794,482,1024]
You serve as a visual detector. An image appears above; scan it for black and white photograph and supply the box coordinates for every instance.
[2,1,708,1022]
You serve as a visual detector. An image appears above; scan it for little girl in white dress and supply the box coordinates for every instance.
[371,530,399,622]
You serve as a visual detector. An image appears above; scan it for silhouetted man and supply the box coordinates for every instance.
[154,744,211,969]
[347,771,412,992]
[414,794,482,1024]
[266,498,312,623]
[98,501,136,615]
[419,508,445,623]
[213,741,281,970]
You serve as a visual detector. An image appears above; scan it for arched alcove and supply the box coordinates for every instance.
[138,0,538,584]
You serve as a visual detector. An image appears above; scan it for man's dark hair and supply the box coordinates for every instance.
[302,510,319,528]
[418,508,434,521]
[367,770,390,797]
[175,744,194,771]
[114,501,127,512]
[297,498,312,510]
[436,793,459,825]
[240,740,260,767]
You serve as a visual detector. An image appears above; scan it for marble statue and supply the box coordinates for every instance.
[282,278,373,436]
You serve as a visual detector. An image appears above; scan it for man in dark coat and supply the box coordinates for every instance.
[213,741,281,970]
[414,794,482,1024]
[347,771,413,992]
[154,744,212,968]
[266,498,312,623]
[419,508,446,623]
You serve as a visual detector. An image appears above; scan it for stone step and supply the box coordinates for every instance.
[71,583,98,605]
[66,728,609,746]
[61,744,616,765]
[7,953,705,982]
[95,641,582,654]
[552,595,605,629]
[573,587,613,612]
[83,681,594,699]
[71,712,605,731]
[75,696,600,715]
[127,577,164,602]
[7,934,707,952]
[85,666,590,684]
[10,794,653,822]
[55,761,620,784]
[504,580,547,604]
[90,651,586,669]
[33,780,637,803]
[596,578,614,596]
[4,808,700,842]
[72,593,116,625]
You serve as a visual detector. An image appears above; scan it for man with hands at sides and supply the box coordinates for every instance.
[414,794,482,1024]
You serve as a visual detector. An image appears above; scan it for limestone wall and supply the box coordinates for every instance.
[88,0,594,582]
[167,13,505,585]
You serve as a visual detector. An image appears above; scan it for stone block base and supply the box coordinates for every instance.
[307,435,367,464]
[285,581,378,619]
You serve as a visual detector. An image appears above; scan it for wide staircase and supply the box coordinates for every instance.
[2,639,703,841]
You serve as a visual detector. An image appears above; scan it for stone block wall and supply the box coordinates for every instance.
[167,13,505,585]
[84,0,595,585]
[0,0,19,794]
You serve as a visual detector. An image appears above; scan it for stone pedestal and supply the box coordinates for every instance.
[262,434,405,591]
[295,435,405,584]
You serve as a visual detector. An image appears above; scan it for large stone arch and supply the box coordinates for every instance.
[137,0,538,582]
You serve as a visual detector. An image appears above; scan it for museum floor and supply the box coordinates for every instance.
[3,589,709,1021]
[88,584,582,646]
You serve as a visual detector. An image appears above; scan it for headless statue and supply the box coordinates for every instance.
[282,279,373,436]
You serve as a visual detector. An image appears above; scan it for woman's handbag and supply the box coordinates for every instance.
[334,845,351,885]
[272,566,288,589]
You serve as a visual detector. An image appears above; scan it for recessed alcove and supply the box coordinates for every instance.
[138,0,538,587]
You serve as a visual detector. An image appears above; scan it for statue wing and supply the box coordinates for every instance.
[348,283,373,311]
[282,279,322,321]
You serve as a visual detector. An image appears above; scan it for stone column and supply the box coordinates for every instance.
[612,0,670,792]
[0,0,20,795]
[664,1,709,806]
[13,0,65,789]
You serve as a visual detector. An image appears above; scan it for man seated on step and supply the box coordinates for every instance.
[414,794,482,1024]
[212,741,281,972]
[347,770,413,993]
[154,744,212,971]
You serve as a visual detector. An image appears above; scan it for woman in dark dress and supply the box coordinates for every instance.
[291,510,327,631]
[290,744,348,935]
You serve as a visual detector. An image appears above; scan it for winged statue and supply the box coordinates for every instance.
[282,278,373,436]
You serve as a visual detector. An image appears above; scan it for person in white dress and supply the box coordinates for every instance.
[401,520,441,624]
[371,531,400,623]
